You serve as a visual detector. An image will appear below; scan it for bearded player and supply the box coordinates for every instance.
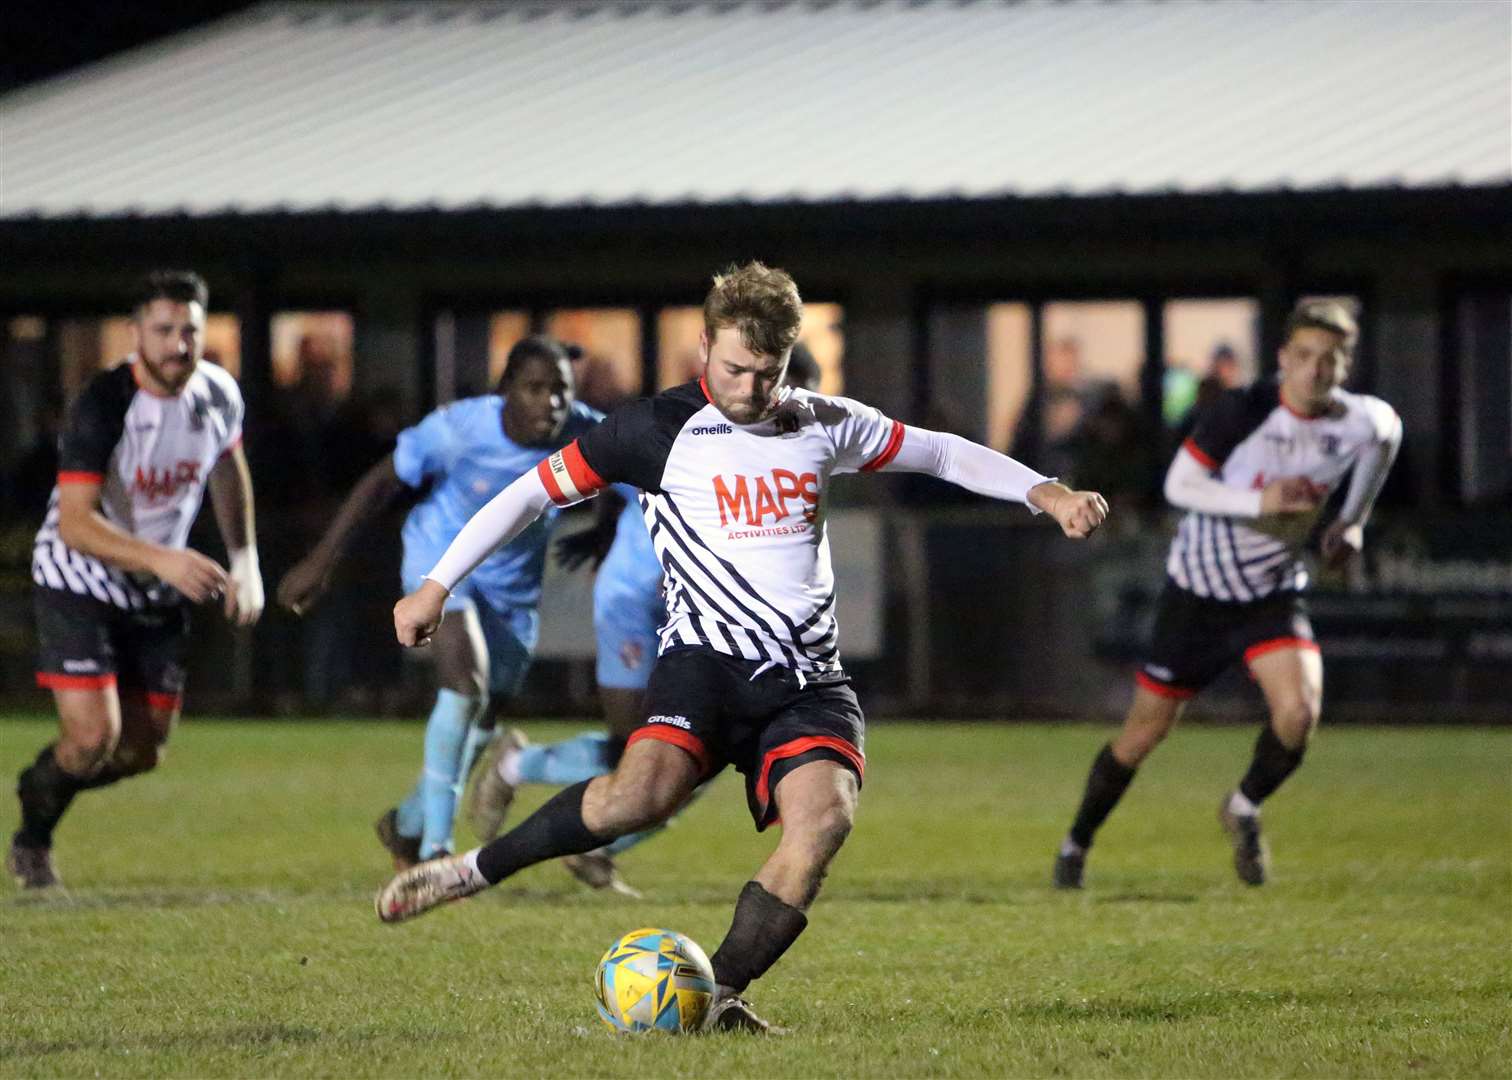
[9,271,263,889]
[374,262,1107,1032]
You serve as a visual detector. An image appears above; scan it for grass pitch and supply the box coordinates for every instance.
[2,716,1508,1078]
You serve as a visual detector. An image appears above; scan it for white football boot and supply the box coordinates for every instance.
[375,850,487,923]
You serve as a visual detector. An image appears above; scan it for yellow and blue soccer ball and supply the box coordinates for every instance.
[593,927,716,1034]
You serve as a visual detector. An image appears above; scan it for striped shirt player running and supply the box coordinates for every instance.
[9,271,264,890]
[375,262,1108,1033]
[1054,299,1401,890]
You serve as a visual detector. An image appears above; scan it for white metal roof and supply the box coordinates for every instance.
[3,0,1509,220]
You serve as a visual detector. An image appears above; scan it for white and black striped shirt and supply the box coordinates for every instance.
[1167,380,1400,602]
[534,380,904,675]
[33,358,244,609]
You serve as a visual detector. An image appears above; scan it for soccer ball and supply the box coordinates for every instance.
[593,927,716,1034]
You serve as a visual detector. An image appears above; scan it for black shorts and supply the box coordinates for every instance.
[630,646,866,831]
[1137,582,1316,700]
[34,586,190,710]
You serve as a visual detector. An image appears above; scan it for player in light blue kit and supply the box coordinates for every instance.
[466,347,825,892]
[278,337,599,868]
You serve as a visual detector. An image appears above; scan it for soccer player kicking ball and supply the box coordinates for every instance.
[376,263,1107,1032]
[278,337,601,871]
[1053,299,1401,889]
[9,271,263,889]
[465,347,825,894]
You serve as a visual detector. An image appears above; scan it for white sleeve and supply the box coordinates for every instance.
[1338,409,1403,526]
[885,425,1053,511]
[424,467,555,591]
[1164,446,1264,518]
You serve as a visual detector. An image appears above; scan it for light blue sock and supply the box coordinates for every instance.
[396,780,424,839]
[515,731,614,785]
[418,689,486,859]
[603,779,711,856]
[458,724,498,791]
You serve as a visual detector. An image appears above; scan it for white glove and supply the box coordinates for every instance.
[227,546,265,626]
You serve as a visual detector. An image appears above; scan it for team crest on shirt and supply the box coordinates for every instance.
[1319,434,1341,456]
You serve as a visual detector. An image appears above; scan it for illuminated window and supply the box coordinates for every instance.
[485,312,532,388]
[657,306,704,390]
[1162,299,1259,427]
[544,308,642,411]
[1040,301,1145,446]
[656,303,845,394]
[986,304,1032,453]
[271,312,354,400]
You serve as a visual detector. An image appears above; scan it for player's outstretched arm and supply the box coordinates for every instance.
[278,454,411,616]
[392,465,558,647]
[884,425,1108,538]
[57,480,229,604]
[208,444,263,626]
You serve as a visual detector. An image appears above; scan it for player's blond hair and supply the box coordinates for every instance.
[703,262,803,358]
[1284,298,1359,352]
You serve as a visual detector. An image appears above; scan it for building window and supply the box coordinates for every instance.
[271,311,354,401]
[544,308,643,412]
[1455,291,1512,505]
[486,312,532,389]
[1162,298,1259,429]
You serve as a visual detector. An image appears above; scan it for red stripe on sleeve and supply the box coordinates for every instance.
[535,457,569,506]
[1182,438,1219,471]
[218,434,244,460]
[58,471,104,486]
[859,419,906,472]
[560,441,606,497]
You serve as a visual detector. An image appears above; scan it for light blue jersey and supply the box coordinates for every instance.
[395,396,602,609]
[593,483,666,690]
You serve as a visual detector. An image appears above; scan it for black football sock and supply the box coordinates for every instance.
[1238,724,1306,806]
[709,881,809,995]
[474,780,610,884]
[14,744,104,849]
[1067,743,1138,850]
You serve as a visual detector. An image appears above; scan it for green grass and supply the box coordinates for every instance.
[2,716,1508,1078]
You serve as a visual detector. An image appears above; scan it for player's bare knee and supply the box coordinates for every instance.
[1271,700,1318,749]
[61,727,118,776]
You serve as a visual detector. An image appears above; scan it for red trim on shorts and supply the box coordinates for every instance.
[58,470,104,486]
[859,419,906,472]
[560,441,606,497]
[1244,637,1320,664]
[37,672,117,691]
[698,376,713,403]
[1134,670,1197,701]
[628,725,712,774]
[753,735,866,815]
[1181,438,1219,471]
[144,691,183,713]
